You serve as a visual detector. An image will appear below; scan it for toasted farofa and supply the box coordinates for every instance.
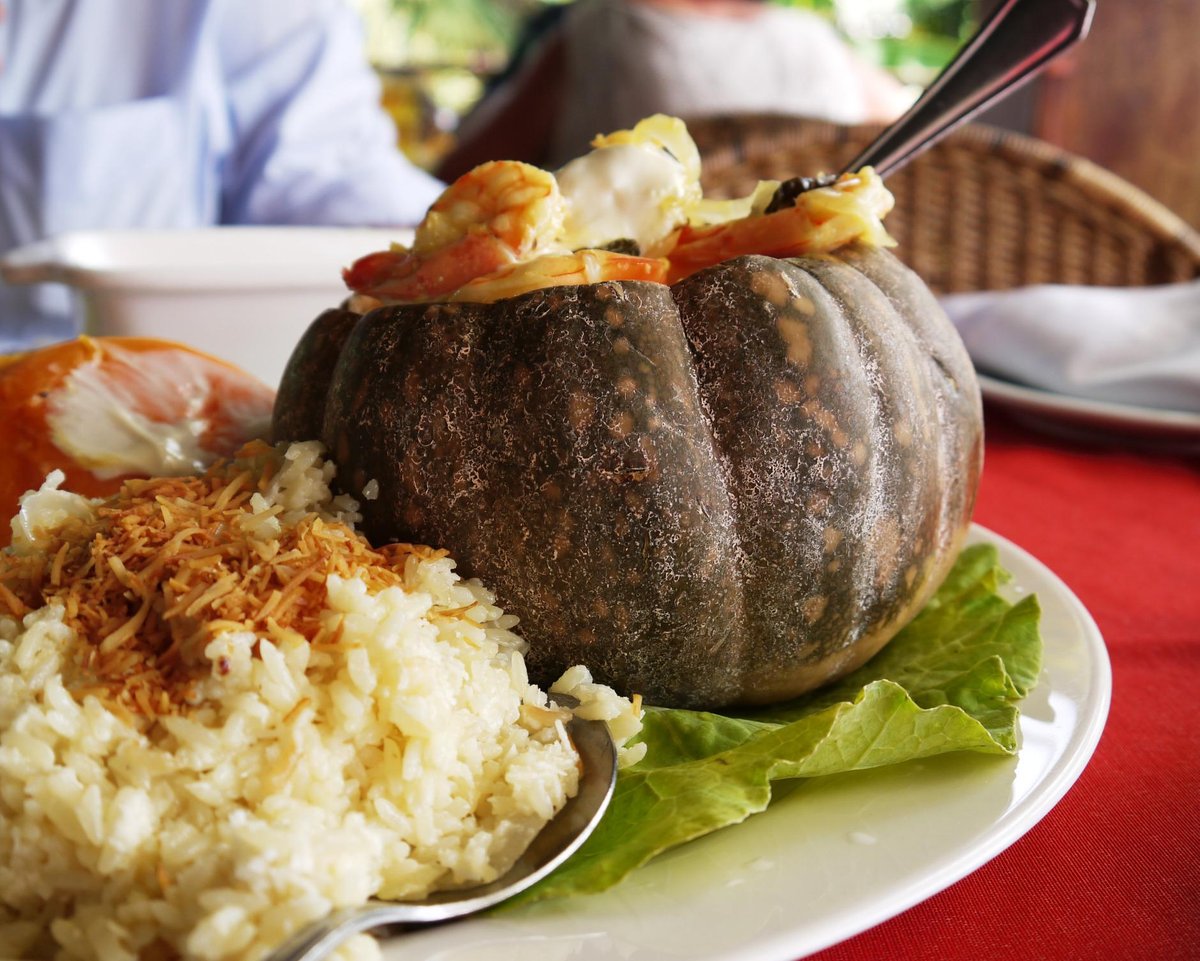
[0,441,643,961]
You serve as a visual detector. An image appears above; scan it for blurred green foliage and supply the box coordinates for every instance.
[777,0,976,82]
[376,0,560,70]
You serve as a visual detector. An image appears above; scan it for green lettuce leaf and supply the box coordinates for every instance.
[515,542,1042,904]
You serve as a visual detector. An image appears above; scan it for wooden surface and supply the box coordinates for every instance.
[1000,0,1200,229]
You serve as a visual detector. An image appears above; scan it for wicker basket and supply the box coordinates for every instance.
[686,114,1200,295]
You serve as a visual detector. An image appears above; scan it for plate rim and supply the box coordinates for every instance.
[770,523,1114,959]
[977,371,1200,432]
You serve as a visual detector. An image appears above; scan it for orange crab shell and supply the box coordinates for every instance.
[0,337,275,545]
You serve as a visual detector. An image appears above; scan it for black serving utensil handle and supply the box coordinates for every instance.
[767,0,1096,210]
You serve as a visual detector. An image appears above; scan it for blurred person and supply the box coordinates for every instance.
[438,0,911,181]
[0,0,445,353]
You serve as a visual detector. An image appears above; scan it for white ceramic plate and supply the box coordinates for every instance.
[382,524,1112,961]
[978,373,1200,450]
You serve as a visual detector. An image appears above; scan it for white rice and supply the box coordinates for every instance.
[0,441,643,961]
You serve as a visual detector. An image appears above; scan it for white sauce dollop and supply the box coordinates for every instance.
[555,142,699,256]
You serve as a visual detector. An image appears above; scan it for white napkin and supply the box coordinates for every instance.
[939,280,1200,413]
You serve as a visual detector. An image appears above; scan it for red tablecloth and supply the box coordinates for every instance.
[811,408,1200,961]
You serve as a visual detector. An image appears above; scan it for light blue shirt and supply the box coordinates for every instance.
[0,0,444,351]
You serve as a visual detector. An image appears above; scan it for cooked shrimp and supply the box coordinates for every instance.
[448,250,670,304]
[343,161,566,303]
[342,128,897,306]
[664,168,896,282]
[413,160,565,256]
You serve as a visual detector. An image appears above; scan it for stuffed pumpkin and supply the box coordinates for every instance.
[273,116,982,709]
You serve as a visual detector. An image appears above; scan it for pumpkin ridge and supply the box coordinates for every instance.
[664,269,754,674]
[833,245,983,542]
[782,248,976,674]
[272,307,362,446]
[672,254,890,701]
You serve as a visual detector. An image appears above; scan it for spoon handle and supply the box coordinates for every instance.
[843,0,1095,178]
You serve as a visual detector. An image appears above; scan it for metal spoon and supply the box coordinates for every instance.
[262,697,617,961]
[767,0,1096,211]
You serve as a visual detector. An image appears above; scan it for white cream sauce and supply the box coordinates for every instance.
[555,142,699,256]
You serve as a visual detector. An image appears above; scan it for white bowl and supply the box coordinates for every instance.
[0,227,409,387]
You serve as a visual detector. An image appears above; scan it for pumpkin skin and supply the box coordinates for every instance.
[273,244,982,709]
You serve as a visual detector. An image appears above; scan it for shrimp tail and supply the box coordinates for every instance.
[342,249,418,294]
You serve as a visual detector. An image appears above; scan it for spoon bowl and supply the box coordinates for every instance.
[263,696,617,961]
